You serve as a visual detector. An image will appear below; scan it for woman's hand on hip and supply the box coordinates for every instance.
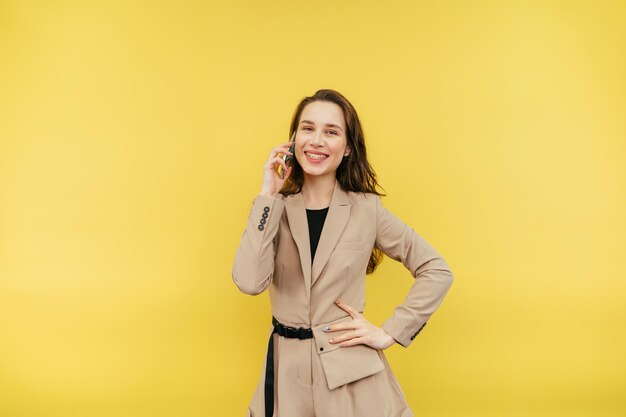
[324,299,397,350]
[260,142,293,198]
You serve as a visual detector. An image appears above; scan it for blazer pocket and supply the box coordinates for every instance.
[312,316,385,390]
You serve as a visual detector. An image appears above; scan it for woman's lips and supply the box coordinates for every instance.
[304,151,329,163]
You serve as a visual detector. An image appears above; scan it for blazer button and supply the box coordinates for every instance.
[260,218,267,225]
[262,212,269,219]
[319,347,324,352]
[263,206,270,213]
[258,224,265,231]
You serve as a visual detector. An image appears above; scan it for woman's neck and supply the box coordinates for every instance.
[301,175,335,209]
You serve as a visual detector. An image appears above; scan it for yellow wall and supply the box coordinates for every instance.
[1,1,624,416]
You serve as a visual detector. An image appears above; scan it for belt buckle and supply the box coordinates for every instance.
[297,327,309,340]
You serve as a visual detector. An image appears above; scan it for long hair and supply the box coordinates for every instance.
[280,89,385,274]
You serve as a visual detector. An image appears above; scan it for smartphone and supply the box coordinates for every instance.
[280,132,296,179]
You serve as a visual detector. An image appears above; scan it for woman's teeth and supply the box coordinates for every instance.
[306,152,328,160]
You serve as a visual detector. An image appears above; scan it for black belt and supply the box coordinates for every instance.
[264,317,313,417]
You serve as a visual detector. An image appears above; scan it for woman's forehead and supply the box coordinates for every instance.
[300,101,345,128]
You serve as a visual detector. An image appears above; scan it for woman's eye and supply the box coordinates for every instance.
[327,130,338,135]
[302,127,312,131]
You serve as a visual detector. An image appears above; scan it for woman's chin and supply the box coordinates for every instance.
[302,169,337,179]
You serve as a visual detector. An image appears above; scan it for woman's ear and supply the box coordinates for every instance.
[344,147,351,157]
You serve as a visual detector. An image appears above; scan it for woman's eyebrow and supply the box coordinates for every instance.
[300,120,344,132]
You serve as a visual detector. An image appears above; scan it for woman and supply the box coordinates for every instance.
[232,89,454,417]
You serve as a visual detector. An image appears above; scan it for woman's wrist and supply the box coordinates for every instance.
[381,330,396,349]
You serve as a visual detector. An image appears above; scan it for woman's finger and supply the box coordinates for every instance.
[266,156,288,172]
[273,142,292,152]
[323,321,361,333]
[334,299,361,319]
[339,336,367,347]
[329,330,360,344]
[268,143,293,161]
[281,165,293,180]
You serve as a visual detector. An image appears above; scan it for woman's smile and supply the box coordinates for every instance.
[304,150,329,162]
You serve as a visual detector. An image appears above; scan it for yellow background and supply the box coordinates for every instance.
[1,1,625,416]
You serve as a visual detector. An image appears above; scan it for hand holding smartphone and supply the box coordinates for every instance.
[278,132,296,180]
[260,136,296,197]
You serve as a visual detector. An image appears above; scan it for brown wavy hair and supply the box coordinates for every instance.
[279,89,386,274]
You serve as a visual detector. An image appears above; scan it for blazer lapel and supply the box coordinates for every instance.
[285,179,352,293]
[311,179,351,287]
[285,192,312,299]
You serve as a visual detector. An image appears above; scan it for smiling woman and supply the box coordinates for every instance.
[293,101,351,185]
[232,89,454,417]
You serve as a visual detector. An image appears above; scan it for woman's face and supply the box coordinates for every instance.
[295,100,350,182]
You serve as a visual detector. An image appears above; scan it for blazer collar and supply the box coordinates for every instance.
[285,178,352,293]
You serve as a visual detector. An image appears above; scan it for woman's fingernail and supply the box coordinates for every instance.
[329,338,334,343]
[335,299,340,304]
[322,326,330,332]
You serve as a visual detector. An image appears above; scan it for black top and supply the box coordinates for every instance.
[306,207,329,263]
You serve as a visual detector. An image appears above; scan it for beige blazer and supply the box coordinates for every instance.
[232,178,454,416]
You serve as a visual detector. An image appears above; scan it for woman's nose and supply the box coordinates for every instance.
[311,131,324,145]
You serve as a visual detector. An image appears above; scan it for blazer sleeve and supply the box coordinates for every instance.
[375,194,454,348]
[232,193,285,295]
